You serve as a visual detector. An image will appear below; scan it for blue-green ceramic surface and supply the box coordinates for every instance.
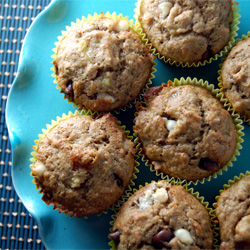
[6,0,250,249]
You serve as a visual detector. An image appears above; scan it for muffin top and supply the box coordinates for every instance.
[31,113,136,217]
[53,16,153,112]
[134,84,237,181]
[221,37,250,120]
[109,180,213,250]
[138,0,233,64]
[216,175,250,250]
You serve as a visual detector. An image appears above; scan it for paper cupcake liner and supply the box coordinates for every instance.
[218,31,250,125]
[108,179,217,249]
[51,11,157,114]
[29,110,139,218]
[134,77,244,186]
[213,170,250,249]
[134,0,240,67]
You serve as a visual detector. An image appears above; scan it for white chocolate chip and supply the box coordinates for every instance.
[123,140,129,152]
[152,187,169,203]
[97,93,115,103]
[159,2,173,18]
[123,140,133,153]
[135,187,168,210]
[166,120,176,131]
[163,117,177,131]
[71,176,85,188]
[31,161,47,176]
[174,229,193,245]
[115,20,129,32]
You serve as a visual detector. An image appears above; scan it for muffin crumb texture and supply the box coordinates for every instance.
[53,16,153,111]
[31,113,136,217]
[134,84,237,181]
[138,0,233,64]
[110,181,213,249]
[221,37,250,120]
[216,175,250,250]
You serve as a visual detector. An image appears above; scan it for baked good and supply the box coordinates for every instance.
[109,180,213,249]
[134,84,237,181]
[221,36,250,120]
[215,174,250,250]
[31,113,136,217]
[53,15,154,112]
[137,0,233,64]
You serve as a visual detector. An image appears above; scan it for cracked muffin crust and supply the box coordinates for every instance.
[138,0,233,64]
[221,37,250,120]
[109,180,213,250]
[134,84,237,181]
[31,113,136,217]
[53,16,154,112]
[215,175,250,250]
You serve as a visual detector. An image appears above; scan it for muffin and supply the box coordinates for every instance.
[215,174,250,250]
[31,112,136,217]
[137,0,233,65]
[220,36,250,120]
[52,14,154,112]
[109,180,213,249]
[134,84,238,181]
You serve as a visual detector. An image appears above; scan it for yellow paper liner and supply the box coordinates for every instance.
[29,110,139,218]
[134,77,244,186]
[218,31,250,125]
[50,11,157,114]
[213,170,250,249]
[134,0,240,67]
[108,179,217,249]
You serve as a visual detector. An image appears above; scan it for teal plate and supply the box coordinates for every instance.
[5,0,250,249]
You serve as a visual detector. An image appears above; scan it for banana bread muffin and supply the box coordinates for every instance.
[31,113,136,217]
[109,180,213,249]
[53,15,154,112]
[137,0,233,64]
[134,84,237,181]
[215,174,250,250]
[221,36,250,120]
